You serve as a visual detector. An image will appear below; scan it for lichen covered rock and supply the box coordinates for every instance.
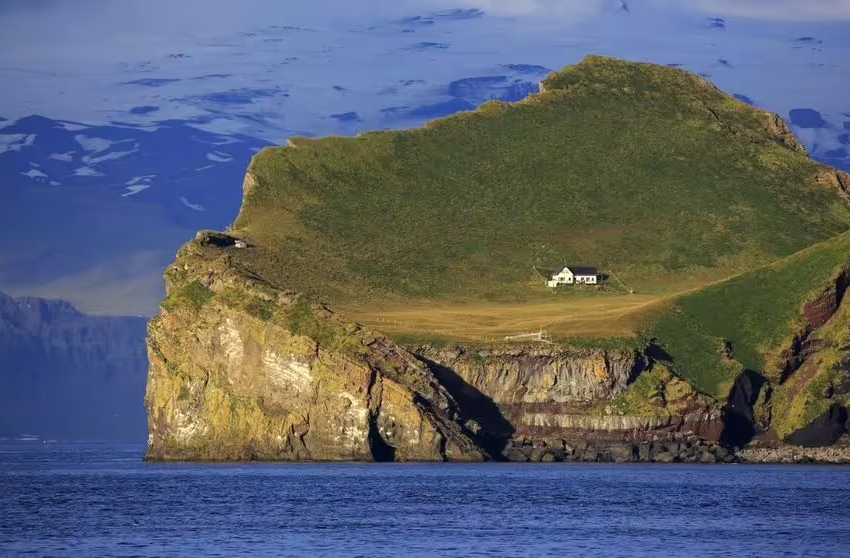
[145,239,486,462]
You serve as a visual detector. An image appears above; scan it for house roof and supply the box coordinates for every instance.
[539,265,599,277]
[566,266,598,276]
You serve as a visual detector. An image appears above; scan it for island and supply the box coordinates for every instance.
[145,55,850,463]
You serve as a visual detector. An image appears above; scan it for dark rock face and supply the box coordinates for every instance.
[721,370,767,448]
[0,291,148,440]
[501,434,736,463]
[803,267,850,329]
[785,404,848,447]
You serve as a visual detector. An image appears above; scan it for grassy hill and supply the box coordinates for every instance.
[232,55,849,313]
[645,230,850,399]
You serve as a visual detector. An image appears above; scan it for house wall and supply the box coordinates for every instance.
[548,267,574,287]
[548,269,598,287]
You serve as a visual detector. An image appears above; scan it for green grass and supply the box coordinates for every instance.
[232,55,849,307]
[161,281,213,314]
[646,231,850,398]
[609,363,708,417]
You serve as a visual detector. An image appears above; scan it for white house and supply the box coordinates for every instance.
[547,266,598,287]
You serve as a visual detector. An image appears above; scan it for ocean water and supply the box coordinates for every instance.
[1,443,849,557]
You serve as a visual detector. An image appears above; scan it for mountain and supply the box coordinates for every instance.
[0,291,148,440]
[0,115,271,316]
[145,57,850,462]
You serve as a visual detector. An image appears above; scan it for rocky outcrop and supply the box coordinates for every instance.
[740,441,850,464]
[502,432,737,464]
[145,233,486,462]
[763,112,807,154]
[816,167,850,204]
[414,344,723,455]
[803,267,850,330]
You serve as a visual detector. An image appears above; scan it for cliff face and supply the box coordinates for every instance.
[147,231,850,462]
[145,236,727,462]
[145,233,486,461]
[415,345,722,454]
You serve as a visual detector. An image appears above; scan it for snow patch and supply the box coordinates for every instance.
[84,148,137,164]
[206,151,233,162]
[73,166,103,177]
[0,134,35,154]
[126,175,155,186]
[49,152,74,162]
[74,135,114,153]
[122,184,151,197]
[21,169,48,179]
[191,134,241,146]
[55,121,89,132]
[179,196,205,211]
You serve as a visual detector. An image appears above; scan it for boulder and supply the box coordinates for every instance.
[699,451,717,463]
[611,444,635,463]
[654,451,676,463]
[528,447,547,462]
[504,448,530,462]
[582,450,599,462]
[541,453,556,463]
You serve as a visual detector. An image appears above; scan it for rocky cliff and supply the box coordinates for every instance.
[415,344,723,461]
[147,231,850,463]
[145,233,486,461]
[146,233,728,462]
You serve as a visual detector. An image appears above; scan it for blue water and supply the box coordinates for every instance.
[2,443,850,557]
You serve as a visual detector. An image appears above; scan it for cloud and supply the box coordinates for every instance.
[444,0,850,21]
[678,0,850,20]
[440,0,619,20]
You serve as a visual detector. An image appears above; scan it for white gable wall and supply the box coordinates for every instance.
[547,266,574,287]
[547,267,598,287]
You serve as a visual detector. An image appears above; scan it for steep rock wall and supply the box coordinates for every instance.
[145,234,486,462]
[414,345,722,452]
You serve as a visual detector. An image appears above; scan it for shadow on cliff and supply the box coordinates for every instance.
[368,415,397,462]
[720,369,767,449]
[415,356,515,459]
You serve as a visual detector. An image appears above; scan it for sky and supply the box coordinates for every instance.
[1,0,849,139]
[0,0,849,314]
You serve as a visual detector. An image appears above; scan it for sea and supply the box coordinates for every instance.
[1,442,849,557]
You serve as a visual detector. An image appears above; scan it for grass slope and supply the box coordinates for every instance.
[233,56,848,309]
[645,231,850,399]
